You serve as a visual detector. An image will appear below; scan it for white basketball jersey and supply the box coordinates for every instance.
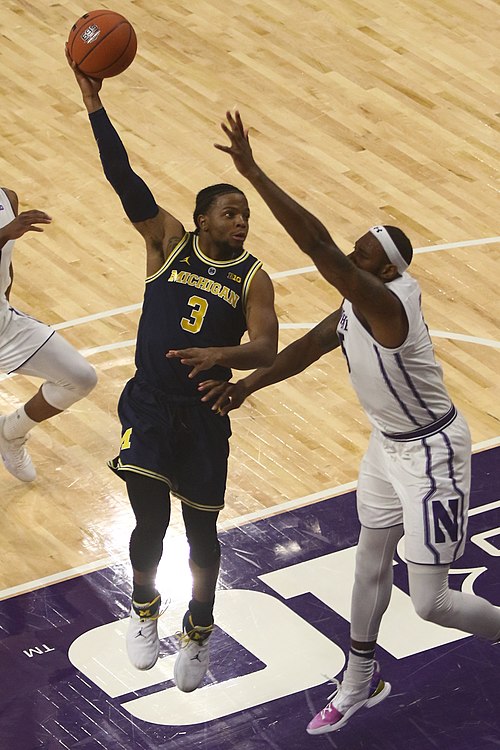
[0,188,53,372]
[337,273,452,435]
[0,187,15,313]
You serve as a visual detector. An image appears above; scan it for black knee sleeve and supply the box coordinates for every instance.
[182,504,221,568]
[126,473,171,571]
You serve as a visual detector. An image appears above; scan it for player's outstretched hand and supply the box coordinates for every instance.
[2,211,52,240]
[166,347,220,379]
[198,379,249,415]
[214,111,259,179]
[65,44,103,100]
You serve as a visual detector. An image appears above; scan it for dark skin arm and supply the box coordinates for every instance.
[67,50,184,276]
[215,111,408,349]
[199,309,341,414]
[0,187,52,300]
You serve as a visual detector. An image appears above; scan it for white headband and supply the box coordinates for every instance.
[369,225,408,273]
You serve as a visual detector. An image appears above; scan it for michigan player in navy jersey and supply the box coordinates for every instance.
[69,64,278,692]
[202,111,500,732]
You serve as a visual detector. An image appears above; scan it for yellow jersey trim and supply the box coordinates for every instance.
[145,233,190,283]
[242,259,263,309]
[172,489,224,512]
[193,234,249,267]
[110,460,224,511]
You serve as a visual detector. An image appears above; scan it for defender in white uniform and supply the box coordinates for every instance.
[204,111,500,735]
[0,187,97,481]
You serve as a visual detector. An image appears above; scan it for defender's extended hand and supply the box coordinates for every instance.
[214,111,259,179]
[198,379,249,415]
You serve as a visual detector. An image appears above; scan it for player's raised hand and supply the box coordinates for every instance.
[1,211,52,240]
[65,44,103,100]
[214,111,259,178]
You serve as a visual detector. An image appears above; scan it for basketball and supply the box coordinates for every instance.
[67,10,137,79]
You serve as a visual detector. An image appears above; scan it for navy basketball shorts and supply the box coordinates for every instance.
[108,377,231,512]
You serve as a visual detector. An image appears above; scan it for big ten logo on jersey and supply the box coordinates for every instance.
[67,459,500,728]
[227,272,241,283]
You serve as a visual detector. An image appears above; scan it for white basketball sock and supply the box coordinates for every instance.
[336,650,375,709]
[2,407,38,439]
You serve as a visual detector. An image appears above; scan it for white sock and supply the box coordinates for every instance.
[2,407,38,440]
[336,650,375,710]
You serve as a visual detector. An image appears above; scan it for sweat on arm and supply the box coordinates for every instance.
[89,108,159,224]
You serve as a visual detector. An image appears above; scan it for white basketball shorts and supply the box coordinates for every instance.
[356,411,471,565]
[0,307,53,373]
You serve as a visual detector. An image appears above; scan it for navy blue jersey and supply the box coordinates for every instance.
[134,232,262,397]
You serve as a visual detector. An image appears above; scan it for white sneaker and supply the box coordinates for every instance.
[174,613,213,693]
[0,416,36,482]
[126,595,161,670]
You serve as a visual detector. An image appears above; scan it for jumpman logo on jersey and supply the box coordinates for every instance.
[181,256,190,265]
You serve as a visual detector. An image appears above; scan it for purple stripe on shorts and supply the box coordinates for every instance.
[422,438,440,564]
[441,430,467,562]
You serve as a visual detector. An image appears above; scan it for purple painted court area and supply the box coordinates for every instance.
[1,447,500,750]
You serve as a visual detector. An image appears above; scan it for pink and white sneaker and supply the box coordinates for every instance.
[306,662,391,735]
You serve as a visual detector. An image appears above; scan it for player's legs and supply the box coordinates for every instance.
[126,472,171,598]
[322,525,400,715]
[307,437,399,734]
[174,504,221,693]
[124,472,171,670]
[0,332,96,481]
[408,562,500,640]
[182,503,221,625]
[12,331,97,420]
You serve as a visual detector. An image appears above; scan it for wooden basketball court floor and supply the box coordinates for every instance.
[0,1,499,747]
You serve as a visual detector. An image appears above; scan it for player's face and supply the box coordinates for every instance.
[349,233,388,277]
[202,194,250,251]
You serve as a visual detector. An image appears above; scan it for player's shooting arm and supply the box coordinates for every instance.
[68,54,183,274]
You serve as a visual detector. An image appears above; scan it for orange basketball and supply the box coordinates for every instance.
[67,10,137,79]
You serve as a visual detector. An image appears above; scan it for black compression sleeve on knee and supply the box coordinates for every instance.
[88,107,159,223]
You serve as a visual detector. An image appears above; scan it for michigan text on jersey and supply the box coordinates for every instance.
[168,269,240,308]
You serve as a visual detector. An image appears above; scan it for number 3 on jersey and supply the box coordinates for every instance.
[181,295,208,333]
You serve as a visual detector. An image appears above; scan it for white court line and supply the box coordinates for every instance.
[2,437,499,602]
[0,328,496,377]
[269,236,500,279]
[45,234,500,331]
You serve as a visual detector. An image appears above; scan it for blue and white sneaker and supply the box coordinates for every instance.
[126,594,162,671]
[174,611,213,693]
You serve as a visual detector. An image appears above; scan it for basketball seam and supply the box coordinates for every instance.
[74,22,133,75]
[95,26,135,76]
